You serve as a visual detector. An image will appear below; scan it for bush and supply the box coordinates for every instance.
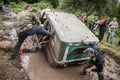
[9,1,53,12]
[9,2,27,11]
[115,27,120,38]
[32,1,53,12]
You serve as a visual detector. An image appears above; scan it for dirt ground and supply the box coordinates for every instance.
[0,49,29,80]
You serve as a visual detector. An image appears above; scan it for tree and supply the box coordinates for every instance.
[60,0,119,17]
[3,0,10,5]
[48,0,59,8]
[11,0,19,4]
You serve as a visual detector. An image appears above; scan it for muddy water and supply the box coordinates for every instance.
[21,51,120,80]
[21,52,91,80]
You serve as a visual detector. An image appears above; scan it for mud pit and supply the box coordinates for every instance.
[21,51,90,80]
[0,49,120,80]
[21,51,120,80]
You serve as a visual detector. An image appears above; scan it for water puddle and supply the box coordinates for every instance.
[21,55,30,69]
[21,52,88,80]
[20,52,120,80]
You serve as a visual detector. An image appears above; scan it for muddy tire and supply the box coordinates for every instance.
[45,44,58,68]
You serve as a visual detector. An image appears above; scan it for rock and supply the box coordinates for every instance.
[0,40,12,50]
[21,36,38,52]
[2,21,15,28]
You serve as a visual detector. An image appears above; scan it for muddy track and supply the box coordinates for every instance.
[21,49,120,80]
[21,50,91,80]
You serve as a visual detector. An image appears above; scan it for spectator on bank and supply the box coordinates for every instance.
[79,13,84,23]
[106,17,118,44]
[89,16,99,34]
[97,16,110,42]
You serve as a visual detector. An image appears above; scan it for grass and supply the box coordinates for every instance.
[98,32,120,57]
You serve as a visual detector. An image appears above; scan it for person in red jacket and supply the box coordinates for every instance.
[79,13,84,22]
[94,16,110,41]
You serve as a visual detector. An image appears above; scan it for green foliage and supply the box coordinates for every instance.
[48,0,59,8]
[2,0,10,5]
[98,36,120,57]
[8,1,53,12]
[32,1,53,12]
[0,0,58,9]
[21,0,59,8]
[9,1,27,11]
[115,27,120,38]
[11,0,19,4]
[60,0,120,17]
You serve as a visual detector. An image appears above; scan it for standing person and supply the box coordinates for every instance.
[89,16,99,34]
[38,7,51,24]
[106,17,118,44]
[83,13,88,24]
[79,13,84,23]
[10,5,54,60]
[82,45,105,80]
[97,17,110,41]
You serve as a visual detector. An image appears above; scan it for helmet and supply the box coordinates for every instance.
[84,48,94,54]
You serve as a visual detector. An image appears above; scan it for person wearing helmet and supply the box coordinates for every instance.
[82,46,105,80]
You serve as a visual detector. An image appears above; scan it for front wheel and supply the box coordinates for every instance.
[45,44,62,68]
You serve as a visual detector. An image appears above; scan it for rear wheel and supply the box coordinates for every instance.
[45,44,58,68]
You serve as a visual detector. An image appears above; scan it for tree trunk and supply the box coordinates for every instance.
[15,0,19,4]
[3,0,10,5]
[86,3,97,16]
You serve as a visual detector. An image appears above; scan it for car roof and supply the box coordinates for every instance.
[47,12,99,43]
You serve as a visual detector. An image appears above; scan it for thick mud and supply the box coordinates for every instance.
[0,50,29,80]
[21,51,90,80]
[0,49,120,80]
[21,50,120,80]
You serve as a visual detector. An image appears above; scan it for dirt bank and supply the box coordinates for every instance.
[102,49,120,65]
[0,7,30,80]
[0,49,29,80]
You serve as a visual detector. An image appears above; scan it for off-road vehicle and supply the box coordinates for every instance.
[37,12,99,67]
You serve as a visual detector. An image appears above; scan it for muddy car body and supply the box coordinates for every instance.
[38,12,99,67]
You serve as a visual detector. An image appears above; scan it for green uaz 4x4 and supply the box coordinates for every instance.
[37,12,99,67]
